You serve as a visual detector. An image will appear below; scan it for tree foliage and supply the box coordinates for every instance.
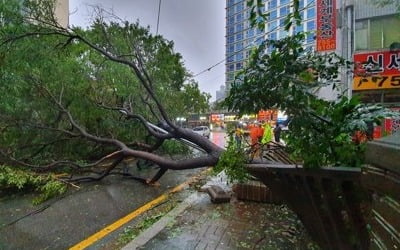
[0,0,219,186]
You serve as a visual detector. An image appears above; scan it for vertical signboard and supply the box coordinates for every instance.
[353,51,400,90]
[316,0,336,51]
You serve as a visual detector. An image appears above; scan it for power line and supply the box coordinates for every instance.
[156,0,162,35]
[193,2,315,78]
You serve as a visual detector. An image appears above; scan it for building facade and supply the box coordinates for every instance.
[225,0,316,92]
[265,0,316,50]
[225,0,265,91]
[225,0,400,107]
[55,0,69,28]
[350,0,400,107]
[216,84,226,101]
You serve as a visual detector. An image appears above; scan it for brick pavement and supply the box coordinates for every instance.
[123,186,314,250]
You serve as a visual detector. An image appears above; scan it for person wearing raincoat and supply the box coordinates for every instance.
[261,121,273,145]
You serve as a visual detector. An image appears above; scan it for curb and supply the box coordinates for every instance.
[122,192,201,249]
[122,172,231,249]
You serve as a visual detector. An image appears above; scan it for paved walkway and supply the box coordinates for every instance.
[122,174,314,250]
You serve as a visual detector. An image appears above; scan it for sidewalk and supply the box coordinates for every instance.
[122,173,314,250]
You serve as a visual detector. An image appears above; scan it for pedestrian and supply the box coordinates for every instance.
[249,122,263,146]
[261,121,273,145]
[366,121,374,140]
[234,125,243,148]
[273,123,282,143]
[249,122,263,158]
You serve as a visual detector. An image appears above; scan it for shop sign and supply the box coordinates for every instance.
[211,114,224,122]
[353,51,400,90]
[316,0,336,51]
[257,110,277,121]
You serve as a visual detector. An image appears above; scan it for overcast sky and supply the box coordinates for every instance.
[69,0,225,101]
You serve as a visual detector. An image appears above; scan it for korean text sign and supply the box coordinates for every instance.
[353,51,400,90]
[316,0,336,51]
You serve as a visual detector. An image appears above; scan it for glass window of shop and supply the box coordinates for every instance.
[355,15,400,51]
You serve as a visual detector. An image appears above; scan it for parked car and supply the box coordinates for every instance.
[192,126,210,138]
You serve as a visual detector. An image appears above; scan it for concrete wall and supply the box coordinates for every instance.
[54,0,68,28]
[354,0,398,20]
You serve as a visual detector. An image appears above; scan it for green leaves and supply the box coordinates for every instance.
[0,166,67,204]
[0,0,210,167]
[213,134,249,183]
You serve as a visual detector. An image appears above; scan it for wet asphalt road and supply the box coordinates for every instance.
[0,132,227,250]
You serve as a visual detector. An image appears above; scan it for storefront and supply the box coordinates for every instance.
[353,50,400,137]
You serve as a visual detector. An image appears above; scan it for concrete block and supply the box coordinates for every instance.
[206,185,231,204]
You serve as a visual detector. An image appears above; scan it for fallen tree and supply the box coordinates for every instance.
[0,0,221,186]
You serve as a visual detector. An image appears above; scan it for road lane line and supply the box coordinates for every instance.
[69,168,210,250]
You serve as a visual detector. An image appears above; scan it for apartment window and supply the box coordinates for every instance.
[268,20,277,31]
[236,32,244,41]
[228,26,234,35]
[306,7,315,19]
[269,31,277,40]
[228,45,235,53]
[228,16,234,26]
[236,3,244,13]
[269,10,277,19]
[306,20,315,31]
[236,42,244,51]
[247,28,254,38]
[227,7,235,17]
[279,30,288,39]
[228,0,234,6]
[236,23,243,32]
[227,35,234,43]
[295,24,303,34]
[268,0,277,9]
[299,0,304,8]
[355,20,368,50]
[280,0,289,5]
[228,55,234,63]
[279,6,290,17]
[355,15,400,50]
[228,64,235,72]
[236,62,243,70]
[306,33,315,43]
[236,52,244,61]
[227,72,234,81]
[278,18,286,28]
[236,13,243,23]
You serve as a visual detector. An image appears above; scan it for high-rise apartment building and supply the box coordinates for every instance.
[225,0,265,91]
[225,0,316,92]
[216,85,226,101]
[265,0,316,49]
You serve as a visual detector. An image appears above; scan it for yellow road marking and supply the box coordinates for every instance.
[69,168,210,250]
